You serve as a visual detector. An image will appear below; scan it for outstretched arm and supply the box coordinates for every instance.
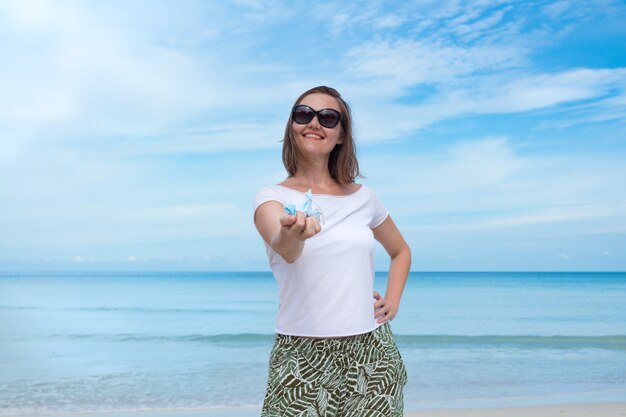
[254,201,321,263]
[372,215,411,323]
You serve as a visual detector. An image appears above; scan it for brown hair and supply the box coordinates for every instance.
[281,86,363,184]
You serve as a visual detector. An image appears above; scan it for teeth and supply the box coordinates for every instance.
[305,134,322,139]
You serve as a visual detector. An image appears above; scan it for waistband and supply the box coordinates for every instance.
[274,322,392,347]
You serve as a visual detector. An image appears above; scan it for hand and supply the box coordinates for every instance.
[373,291,398,324]
[279,210,321,242]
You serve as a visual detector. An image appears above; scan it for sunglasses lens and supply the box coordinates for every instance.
[317,109,341,128]
[292,105,341,128]
[292,105,315,124]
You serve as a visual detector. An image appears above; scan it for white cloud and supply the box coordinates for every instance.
[129,204,240,221]
[362,136,626,238]
[0,1,298,155]
[362,136,527,195]
[372,14,405,29]
[451,6,510,39]
[346,67,626,144]
[448,204,624,231]
[543,0,572,20]
[385,137,527,194]
[95,120,287,157]
[0,0,62,30]
[477,69,626,113]
[1,0,624,157]
[345,38,522,86]
[539,92,626,128]
[1,1,625,270]
[0,3,212,129]
[329,2,626,145]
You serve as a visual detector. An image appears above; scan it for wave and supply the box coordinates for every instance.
[395,334,626,349]
[14,333,276,344]
[11,333,626,349]
[0,305,260,313]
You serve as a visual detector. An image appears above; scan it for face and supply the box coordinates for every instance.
[291,93,343,158]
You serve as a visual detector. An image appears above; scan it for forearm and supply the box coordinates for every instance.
[385,248,411,306]
[270,230,304,263]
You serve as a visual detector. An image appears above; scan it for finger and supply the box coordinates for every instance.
[291,211,306,232]
[377,308,391,323]
[302,216,317,237]
[374,295,386,307]
[374,303,388,317]
[379,314,395,324]
[279,214,296,227]
[379,307,397,323]
[376,310,388,322]
[373,291,382,300]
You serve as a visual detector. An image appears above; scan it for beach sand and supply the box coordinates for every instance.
[26,402,626,417]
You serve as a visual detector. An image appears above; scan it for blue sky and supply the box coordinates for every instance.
[1,0,625,271]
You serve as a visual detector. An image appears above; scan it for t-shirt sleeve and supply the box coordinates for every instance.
[369,188,389,228]
[253,186,284,220]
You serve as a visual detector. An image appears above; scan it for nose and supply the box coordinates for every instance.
[307,114,322,129]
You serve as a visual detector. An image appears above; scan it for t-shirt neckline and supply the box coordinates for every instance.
[275,184,364,198]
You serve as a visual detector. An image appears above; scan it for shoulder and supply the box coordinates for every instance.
[363,185,386,205]
[253,185,286,209]
[359,185,388,228]
[356,183,376,198]
[348,183,363,194]
[255,184,281,194]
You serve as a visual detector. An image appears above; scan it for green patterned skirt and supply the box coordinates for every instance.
[261,323,407,417]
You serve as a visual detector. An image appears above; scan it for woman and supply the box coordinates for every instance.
[253,86,411,416]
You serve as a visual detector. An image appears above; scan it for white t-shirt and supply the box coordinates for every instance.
[253,184,389,337]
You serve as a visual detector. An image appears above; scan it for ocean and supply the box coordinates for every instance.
[1,271,625,416]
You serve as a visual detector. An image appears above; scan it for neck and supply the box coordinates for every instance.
[291,162,337,188]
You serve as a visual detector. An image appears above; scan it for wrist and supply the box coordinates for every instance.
[271,230,303,261]
[384,294,401,307]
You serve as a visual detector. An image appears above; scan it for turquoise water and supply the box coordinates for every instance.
[1,271,625,415]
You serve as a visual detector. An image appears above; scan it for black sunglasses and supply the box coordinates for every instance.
[292,105,341,129]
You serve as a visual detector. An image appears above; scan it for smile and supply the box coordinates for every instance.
[304,133,323,140]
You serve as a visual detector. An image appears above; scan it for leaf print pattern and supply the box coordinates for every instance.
[261,323,407,417]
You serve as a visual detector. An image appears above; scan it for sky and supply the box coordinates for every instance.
[1,0,625,272]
